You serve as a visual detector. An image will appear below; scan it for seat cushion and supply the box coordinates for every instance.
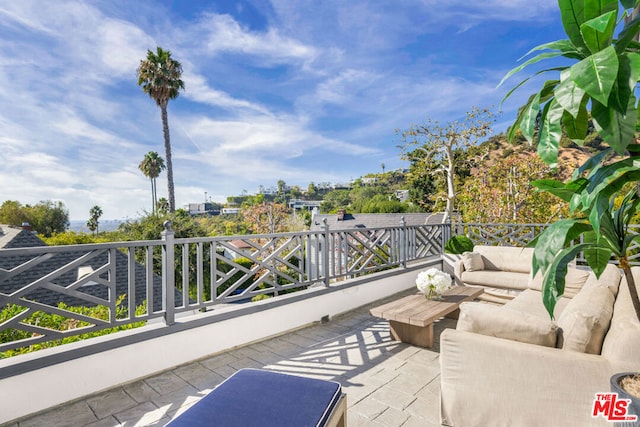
[461,270,529,290]
[457,302,557,347]
[166,368,343,427]
[505,289,571,320]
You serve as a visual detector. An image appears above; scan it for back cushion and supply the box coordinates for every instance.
[528,267,591,298]
[556,285,615,354]
[582,263,622,297]
[474,246,533,273]
[601,268,640,368]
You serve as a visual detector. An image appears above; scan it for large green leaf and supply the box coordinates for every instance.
[531,219,591,278]
[542,243,592,319]
[499,52,568,88]
[571,46,618,106]
[562,103,589,142]
[532,178,588,202]
[582,158,640,206]
[559,0,589,55]
[592,94,638,154]
[537,99,563,167]
[580,10,616,53]
[555,69,587,117]
[582,0,618,21]
[583,245,613,277]
[571,147,612,179]
[616,11,640,53]
[620,0,640,10]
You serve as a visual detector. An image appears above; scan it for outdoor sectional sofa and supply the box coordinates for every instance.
[454,245,541,304]
[440,263,640,426]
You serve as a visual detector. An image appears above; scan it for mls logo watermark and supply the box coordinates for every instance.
[592,393,638,423]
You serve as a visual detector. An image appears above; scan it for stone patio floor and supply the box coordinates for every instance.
[10,289,453,427]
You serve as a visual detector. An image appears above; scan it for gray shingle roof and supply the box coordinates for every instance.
[0,224,182,312]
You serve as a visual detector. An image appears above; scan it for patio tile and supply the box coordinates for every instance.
[20,401,97,427]
[348,410,387,427]
[123,381,160,403]
[198,352,239,370]
[387,372,431,396]
[371,387,417,411]
[82,416,121,427]
[143,371,189,395]
[351,396,389,419]
[374,406,410,427]
[150,384,201,410]
[86,388,137,420]
[113,402,166,426]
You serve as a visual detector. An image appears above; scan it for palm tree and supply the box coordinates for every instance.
[138,151,166,215]
[137,47,184,213]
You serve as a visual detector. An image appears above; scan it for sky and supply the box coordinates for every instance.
[0,0,568,220]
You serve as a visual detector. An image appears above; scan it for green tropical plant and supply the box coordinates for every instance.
[137,47,184,213]
[501,0,640,321]
[444,235,474,254]
[138,151,166,214]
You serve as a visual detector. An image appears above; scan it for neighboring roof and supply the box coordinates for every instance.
[0,225,47,249]
[309,212,446,231]
[229,239,253,250]
[0,224,182,311]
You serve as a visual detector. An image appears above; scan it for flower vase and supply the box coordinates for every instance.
[425,288,443,301]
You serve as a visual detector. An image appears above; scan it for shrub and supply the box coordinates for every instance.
[444,235,474,254]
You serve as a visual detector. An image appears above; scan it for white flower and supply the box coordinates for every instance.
[416,268,451,294]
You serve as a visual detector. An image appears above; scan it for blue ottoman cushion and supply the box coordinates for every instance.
[166,368,343,427]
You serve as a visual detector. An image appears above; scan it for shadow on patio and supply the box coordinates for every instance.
[15,289,452,427]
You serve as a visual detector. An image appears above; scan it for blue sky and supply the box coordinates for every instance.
[0,0,566,220]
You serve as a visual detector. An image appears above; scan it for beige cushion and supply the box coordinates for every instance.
[461,270,530,290]
[457,302,557,347]
[582,263,622,297]
[474,245,533,273]
[601,269,640,369]
[461,252,484,272]
[557,285,615,354]
[528,267,591,298]
[505,288,571,319]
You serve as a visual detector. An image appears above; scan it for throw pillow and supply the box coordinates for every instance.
[461,252,484,272]
[457,302,557,347]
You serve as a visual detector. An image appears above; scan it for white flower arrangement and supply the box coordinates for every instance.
[416,268,451,297]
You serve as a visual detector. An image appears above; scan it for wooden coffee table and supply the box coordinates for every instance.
[370,286,484,348]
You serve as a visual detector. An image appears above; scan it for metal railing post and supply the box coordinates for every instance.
[162,220,176,325]
[400,216,407,268]
[322,218,330,287]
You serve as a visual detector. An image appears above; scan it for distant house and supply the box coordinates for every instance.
[221,207,240,215]
[223,239,253,260]
[0,224,183,312]
[288,199,322,211]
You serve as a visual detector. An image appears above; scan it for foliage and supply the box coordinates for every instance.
[444,235,474,254]
[457,153,571,223]
[139,151,166,215]
[41,231,113,246]
[242,203,290,234]
[398,107,495,222]
[137,46,184,213]
[0,200,69,237]
[0,295,147,358]
[86,205,103,236]
[502,0,640,321]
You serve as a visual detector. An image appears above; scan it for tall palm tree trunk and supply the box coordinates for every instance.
[161,105,175,212]
[620,257,640,322]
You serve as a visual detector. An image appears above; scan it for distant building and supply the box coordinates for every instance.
[288,199,322,211]
[221,207,240,215]
[186,202,219,216]
[395,190,410,202]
